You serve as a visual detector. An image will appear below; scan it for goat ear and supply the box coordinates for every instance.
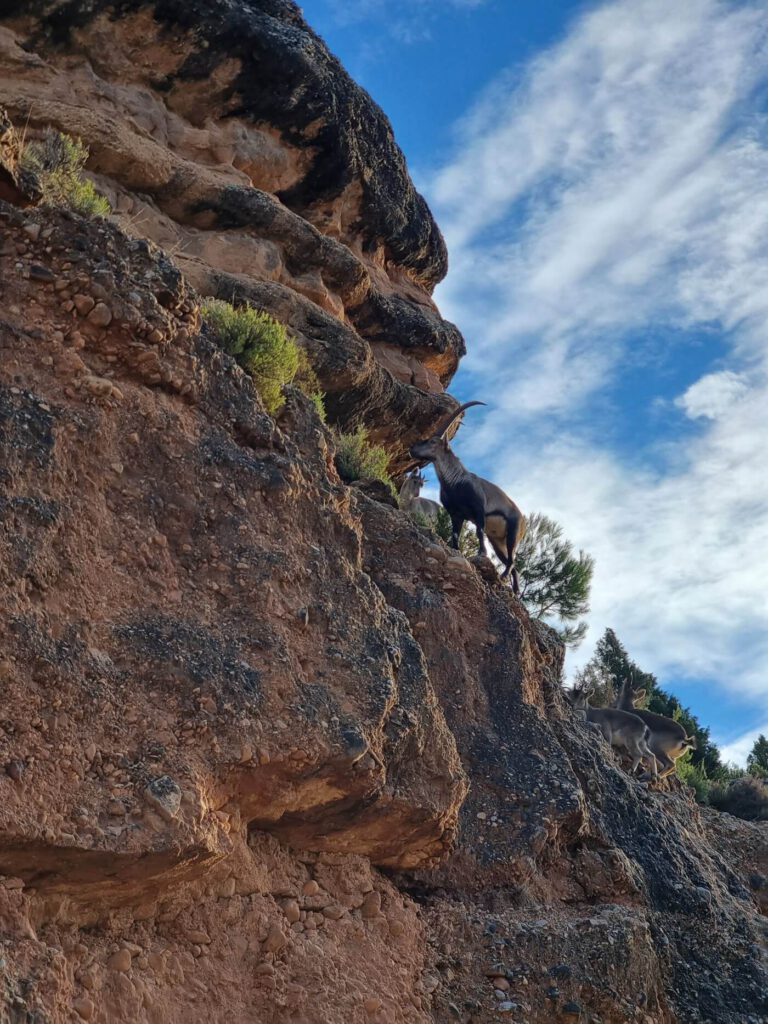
[633,688,646,700]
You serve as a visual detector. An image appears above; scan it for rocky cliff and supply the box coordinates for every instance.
[0,4,766,1024]
[0,0,464,469]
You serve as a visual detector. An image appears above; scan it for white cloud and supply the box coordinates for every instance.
[675,370,749,420]
[720,723,768,767]
[431,0,768,417]
[421,0,768,761]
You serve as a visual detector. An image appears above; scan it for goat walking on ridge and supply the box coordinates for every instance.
[409,401,526,593]
[567,686,658,780]
[398,470,441,525]
[614,679,696,780]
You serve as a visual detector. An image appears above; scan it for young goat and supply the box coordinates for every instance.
[409,401,526,593]
[398,470,441,525]
[567,686,658,779]
[614,679,696,780]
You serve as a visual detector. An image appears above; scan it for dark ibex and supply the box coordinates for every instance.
[567,686,657,779]
[398,470,441,525]
[614,678,696,780]
[409,401,526,593]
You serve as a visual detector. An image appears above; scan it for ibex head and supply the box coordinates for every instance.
[566,686,592,712]
[399,470,426,502]
[409,401,486,465]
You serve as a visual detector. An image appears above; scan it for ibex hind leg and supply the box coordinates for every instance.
[656,753,677,780]
[501,516,523,594]
[641,749,669,781]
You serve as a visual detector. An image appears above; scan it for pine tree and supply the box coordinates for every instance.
[516,513,594,648]
[747,734,768,776]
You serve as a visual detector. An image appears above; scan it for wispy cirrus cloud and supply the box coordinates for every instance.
[324,0,488,43]
[431,0,768,416]
[421,0,768,757]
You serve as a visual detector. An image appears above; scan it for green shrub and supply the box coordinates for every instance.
[407,507,434,531]
[296,349,326,422]
[202,298,304,417]
[708,775,768,821]
[434,506,479,556]
[20,128,110,217]
[334,427,393,492]
[677,756,711,804]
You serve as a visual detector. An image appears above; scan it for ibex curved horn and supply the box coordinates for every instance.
[439,400,486,439]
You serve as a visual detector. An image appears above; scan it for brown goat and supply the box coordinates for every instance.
[567,686,658,779]
[614,680,696,780]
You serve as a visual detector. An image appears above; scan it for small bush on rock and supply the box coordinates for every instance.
[20,128,110,217]
[296,350,326,422]
[202,298,318,417]
[708,774,768,821]
[677,757,711,804]
[334,427,393,492]
[433,506,479,556]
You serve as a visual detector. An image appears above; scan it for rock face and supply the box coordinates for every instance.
[0,0,465,469]
[0,5,766,1024]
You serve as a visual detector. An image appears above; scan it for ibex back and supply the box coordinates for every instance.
[615,680,696,780]
[567,686,658,779]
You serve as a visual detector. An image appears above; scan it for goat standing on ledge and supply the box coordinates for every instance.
[567,685,658,779]
[398,470,441,525]
[409,401,526,593]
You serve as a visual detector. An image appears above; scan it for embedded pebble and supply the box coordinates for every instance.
[29,264,54,282]
[361,890,382,919]
[73,294,95,316]
[283,899,301,924]
[107,948,132,972]
[263,923,287,953]
[73,997,95,1021]
[322,904,345,920]
[87,302,113,327]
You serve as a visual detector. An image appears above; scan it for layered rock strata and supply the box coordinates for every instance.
[0,0,466,468]
[0,194,765,1024]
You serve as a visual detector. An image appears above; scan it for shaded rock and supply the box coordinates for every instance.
[143,776,182,821]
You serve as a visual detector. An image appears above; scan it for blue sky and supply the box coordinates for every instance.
[301,0,768,764]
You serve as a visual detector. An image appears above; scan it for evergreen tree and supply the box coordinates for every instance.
[516,513,594,648]
[747,734,768,776]
[571,660,615,707]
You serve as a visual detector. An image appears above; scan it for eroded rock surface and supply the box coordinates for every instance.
[0,4,766,1023]
[0,0,465,469]
[0,195,766,1024]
